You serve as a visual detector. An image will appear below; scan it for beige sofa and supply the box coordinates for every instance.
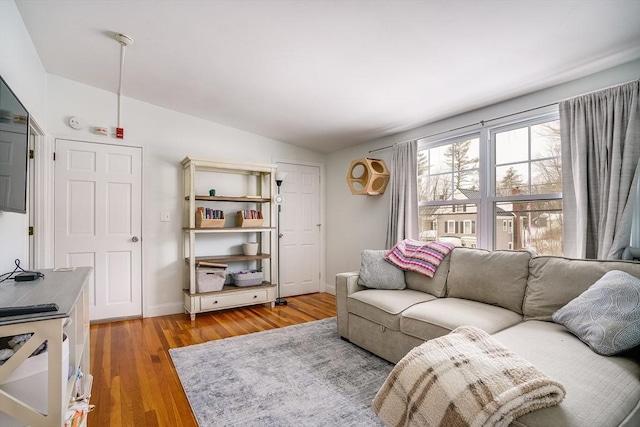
[336,248,640,427]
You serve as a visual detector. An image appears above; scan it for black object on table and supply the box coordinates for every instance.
[0,303,59,317]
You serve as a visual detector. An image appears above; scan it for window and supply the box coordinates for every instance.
[492,118,562,255]
[418,110,562,255]
[446,220,456,234]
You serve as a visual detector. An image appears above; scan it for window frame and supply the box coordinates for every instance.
[417,106,560,251]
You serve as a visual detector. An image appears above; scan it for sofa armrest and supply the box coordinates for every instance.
[336,271,365,339]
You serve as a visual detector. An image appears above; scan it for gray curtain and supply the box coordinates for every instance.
[560,80,640,259]
[385,140,419,248]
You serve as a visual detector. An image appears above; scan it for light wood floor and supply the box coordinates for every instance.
[88,293,337,426]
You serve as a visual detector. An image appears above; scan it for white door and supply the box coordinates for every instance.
[54,139,142,320]
[278,163,320,296]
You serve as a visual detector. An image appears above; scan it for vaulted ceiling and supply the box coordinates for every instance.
[15,0,640,153]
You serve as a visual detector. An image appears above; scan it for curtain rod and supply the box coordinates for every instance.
[369,102,558,154]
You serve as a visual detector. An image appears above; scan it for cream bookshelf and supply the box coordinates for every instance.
[182,157,277,320]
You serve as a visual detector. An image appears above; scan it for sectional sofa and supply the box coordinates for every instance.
[336,247,640,427]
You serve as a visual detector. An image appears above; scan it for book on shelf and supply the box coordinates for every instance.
[240,209,263,219]
[197,207,224,219]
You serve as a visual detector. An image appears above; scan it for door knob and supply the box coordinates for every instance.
[132,236,139,242]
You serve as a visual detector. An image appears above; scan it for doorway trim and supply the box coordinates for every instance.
[29,116,53,269]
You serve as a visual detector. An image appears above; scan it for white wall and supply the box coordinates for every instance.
[0,0,47,273]
[325,59,640,284]
[46,75,326,316]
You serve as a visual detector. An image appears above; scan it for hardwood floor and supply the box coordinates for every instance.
[88,293,337,426]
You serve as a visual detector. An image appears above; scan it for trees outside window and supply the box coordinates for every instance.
[417,111,562,255]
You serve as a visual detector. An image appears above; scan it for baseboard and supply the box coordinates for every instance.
[323,282,336,295]
[144,302,185,318]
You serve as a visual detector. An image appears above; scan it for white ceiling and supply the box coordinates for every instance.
[15,0,640,153]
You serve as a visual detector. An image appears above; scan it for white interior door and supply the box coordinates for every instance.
[54,139,142,321]
[278,163,320,296]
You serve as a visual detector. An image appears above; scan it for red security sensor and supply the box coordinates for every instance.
[116,127,124,139]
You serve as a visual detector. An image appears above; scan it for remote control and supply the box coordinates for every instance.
[0,303,59,317]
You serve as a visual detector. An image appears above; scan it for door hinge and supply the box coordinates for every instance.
[28,226,34,236]
[53,152,56,161]
[29,150,35,159]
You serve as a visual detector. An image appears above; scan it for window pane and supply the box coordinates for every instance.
[531,121,560,160]
[453,170,479,198]
[494,200,563,256]
[495,127,528,165]
[419,204,477,248]
[495,163,529,196]
[420,173,453,201]
[531,158,562,194]
[429,144,451,174]
[453,139,480,170]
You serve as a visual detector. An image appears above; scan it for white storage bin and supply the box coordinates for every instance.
[196,266,227,292]
[0,335,69,427]
[232,270,263,287]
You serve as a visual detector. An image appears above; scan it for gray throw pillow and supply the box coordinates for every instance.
[552,270,640,356]
[358,250,406,290]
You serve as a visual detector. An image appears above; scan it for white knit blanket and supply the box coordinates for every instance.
[373,326,566,427]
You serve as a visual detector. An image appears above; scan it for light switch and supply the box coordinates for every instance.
[160,212,170,222]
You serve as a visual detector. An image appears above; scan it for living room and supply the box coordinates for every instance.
[1,1,639,426]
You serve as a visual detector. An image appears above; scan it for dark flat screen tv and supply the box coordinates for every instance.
[0,76,29,214]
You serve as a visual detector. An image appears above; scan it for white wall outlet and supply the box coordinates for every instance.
[160,212,170,222]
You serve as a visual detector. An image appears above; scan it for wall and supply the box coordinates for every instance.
[325,59,640,284]
[45,75,326,316]
[0,0,47,273]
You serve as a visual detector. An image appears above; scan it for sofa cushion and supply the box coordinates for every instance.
[523,256,640,321]
[347,289,436,331]
[404,252,451,297]
[400,298,523,341]
[552,270,640,356]
[357,250,406,290]
[446,248,531,314]
[493,321,640,427]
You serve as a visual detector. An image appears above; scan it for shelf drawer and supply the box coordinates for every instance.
[200,289,268,310]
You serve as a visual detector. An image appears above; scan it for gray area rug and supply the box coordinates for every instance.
[169,318,392,427]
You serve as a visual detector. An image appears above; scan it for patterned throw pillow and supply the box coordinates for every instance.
[552,270,640,356]
[384,239,455,278]
[358,250,406,290]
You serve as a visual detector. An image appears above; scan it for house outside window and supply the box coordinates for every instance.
[417,108,562,255]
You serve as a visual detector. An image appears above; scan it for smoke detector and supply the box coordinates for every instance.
[115,33,134,47]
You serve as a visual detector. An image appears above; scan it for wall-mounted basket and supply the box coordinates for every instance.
[346,158,390,195]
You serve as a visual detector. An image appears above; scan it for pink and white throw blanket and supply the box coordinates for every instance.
[384,239,455,278]
[373,326,566,427]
